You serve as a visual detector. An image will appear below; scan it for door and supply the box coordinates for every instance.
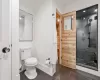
[61,11,76,69]
[0,0,11,80]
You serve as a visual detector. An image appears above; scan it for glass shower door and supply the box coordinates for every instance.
[76,5,98,70]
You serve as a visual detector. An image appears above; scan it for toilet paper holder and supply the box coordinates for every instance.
[45,58,51,65]
[46,58,50,60]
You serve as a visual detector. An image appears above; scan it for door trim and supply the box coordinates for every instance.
[56,9,62,64]
[11,0,20,80]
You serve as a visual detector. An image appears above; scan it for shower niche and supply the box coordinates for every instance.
[76,5,98,70]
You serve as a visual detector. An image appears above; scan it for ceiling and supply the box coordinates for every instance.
[55,0,74,6]
[20,0,78,13]
[20,0,45,13]
[54,0,79,12]
[76,4,98,19]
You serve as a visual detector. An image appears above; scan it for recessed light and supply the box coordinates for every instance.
[57,19,60,22]
[83,10,86,13]
[83,18,85,20]
[19,17,22,20]
[94,9,98,12]
[72,16,74,18]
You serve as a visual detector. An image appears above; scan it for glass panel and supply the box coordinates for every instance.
[76,5,98,70]
[64,16,72,30]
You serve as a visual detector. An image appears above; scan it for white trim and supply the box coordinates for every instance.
[36,63,56,76]
[76,65,100,77]
[11,0,20,80]
[56,9,62,64]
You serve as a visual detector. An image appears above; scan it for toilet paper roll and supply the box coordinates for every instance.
[45,60,50,65]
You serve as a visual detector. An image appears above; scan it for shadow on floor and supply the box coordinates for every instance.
[20,65,100,80]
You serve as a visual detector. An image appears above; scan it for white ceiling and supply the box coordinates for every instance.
[20,0,78,13]
[55,0,74,6]
[54,0,79,12]
[20,0,45,13]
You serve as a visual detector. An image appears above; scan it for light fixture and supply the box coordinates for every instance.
[83,17,85,20]
[19,17,22,20]
[57,18,60,22]
[94,9,98,12]
[83,10,86,13]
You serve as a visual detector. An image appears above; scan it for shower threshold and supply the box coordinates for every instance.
[77,63,98,71]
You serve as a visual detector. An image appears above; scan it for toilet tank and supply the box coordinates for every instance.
[20,48,32,60]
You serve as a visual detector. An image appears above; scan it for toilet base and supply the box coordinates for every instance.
[24,67,37,79]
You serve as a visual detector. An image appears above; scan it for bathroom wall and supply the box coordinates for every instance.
[19,0,35,49]
[77,14,97,50]
[77,19,89,50]
[53,0,63,14]
[34,0,57,76]
[34,0,63,76]
[20,0,58,76]
[52,0,62,64]
[63,0,100,76]
[89,14,98,47]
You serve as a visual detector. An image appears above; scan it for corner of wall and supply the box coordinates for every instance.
[36,63,56,76]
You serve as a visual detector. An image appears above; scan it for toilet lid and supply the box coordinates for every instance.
[25,57,37,65]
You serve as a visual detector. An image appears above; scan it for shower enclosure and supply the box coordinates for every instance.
[76,5,98,70]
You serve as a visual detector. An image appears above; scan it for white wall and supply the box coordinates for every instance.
[19,0,34,50]
[52,0,63,65]
[19,0,58,76]
[63,0,100,76]
[19,1,36,75]
[35,0,57,76]
[53,0,63,14]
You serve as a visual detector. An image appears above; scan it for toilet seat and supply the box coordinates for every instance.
[25,57,37,66]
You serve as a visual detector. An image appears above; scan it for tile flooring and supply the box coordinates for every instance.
[20,65,100,80]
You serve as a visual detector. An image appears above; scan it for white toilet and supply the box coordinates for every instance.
[20,48,38,79]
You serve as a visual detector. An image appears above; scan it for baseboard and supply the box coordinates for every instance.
[76,65,100,77]
[36,63,56,76]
